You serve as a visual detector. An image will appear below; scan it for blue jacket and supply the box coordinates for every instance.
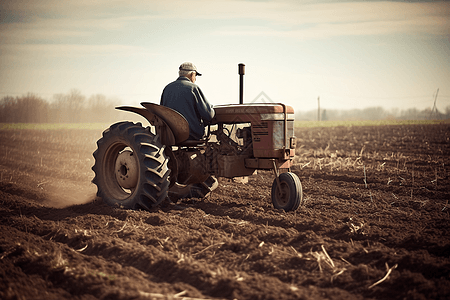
[160,77,215,140]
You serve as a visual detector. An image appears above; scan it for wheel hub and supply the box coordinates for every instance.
[276,182,290,206]
[115,150,138,189]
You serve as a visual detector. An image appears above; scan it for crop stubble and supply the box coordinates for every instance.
[0,124,449,299]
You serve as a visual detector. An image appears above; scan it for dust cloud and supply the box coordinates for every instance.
[41,182,97,208]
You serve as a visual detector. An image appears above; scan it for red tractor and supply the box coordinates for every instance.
[92,64,303,211]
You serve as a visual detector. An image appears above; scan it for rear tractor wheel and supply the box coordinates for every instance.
[92,122,170,210]
[271,172,303,211]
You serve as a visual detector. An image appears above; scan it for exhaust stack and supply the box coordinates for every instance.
[238,63,245,104]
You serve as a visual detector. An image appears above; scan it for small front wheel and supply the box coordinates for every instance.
[271,172,303,211]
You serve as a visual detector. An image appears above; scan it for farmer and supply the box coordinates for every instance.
[160,62,215,140]
[160,62,218,206]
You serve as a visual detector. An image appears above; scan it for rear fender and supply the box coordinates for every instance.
[116,103,189,145]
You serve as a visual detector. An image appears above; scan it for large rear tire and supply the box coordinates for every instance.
[271,172,303,211]
[92,122,170,210]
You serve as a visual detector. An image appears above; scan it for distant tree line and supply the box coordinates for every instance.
[0,90,128,123]
[1,90,449,123]
[296,105,450,121]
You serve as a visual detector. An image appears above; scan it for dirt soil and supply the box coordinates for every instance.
[1,123,449,300]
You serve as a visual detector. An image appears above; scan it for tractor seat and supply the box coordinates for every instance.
[177,139,206,147]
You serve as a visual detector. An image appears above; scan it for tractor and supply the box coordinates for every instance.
[92,64,303,211]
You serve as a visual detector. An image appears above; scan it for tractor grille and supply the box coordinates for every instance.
[252,121,268,142]
[252,120,295,158]
[252,122,268,129]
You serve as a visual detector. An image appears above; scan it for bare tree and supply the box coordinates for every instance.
[66,89,86,123]
[0,94,49,123]
[87,94,119,123]
[50,89,86,123]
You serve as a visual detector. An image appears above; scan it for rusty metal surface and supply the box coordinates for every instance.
[116,104,189,144]
[214,103,295,114]
[175,150,210,185]
[211,103,294,124]
[115,106,176,145]
[245,158,292,170]
[141,102,189,144]
[217,154,255,178]
[116,106,155,124]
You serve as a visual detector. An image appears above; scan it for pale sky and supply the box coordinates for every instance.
[1,0,449,112]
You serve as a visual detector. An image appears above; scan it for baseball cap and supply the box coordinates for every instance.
[179,62,202,76]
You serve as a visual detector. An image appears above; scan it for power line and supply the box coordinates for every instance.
[321,93,439,100]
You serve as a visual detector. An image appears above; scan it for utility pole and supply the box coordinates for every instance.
[317,96,321,121]
[430,88,439,119]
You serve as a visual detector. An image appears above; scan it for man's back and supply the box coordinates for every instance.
[161,76,214,140]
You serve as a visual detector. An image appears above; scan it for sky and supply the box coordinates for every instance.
[1,0,449,113]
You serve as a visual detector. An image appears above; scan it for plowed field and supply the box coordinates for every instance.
[1,123,449,300]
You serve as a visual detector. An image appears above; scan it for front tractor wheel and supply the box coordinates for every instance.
[271,172,303,211]
[92,122,170,210]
